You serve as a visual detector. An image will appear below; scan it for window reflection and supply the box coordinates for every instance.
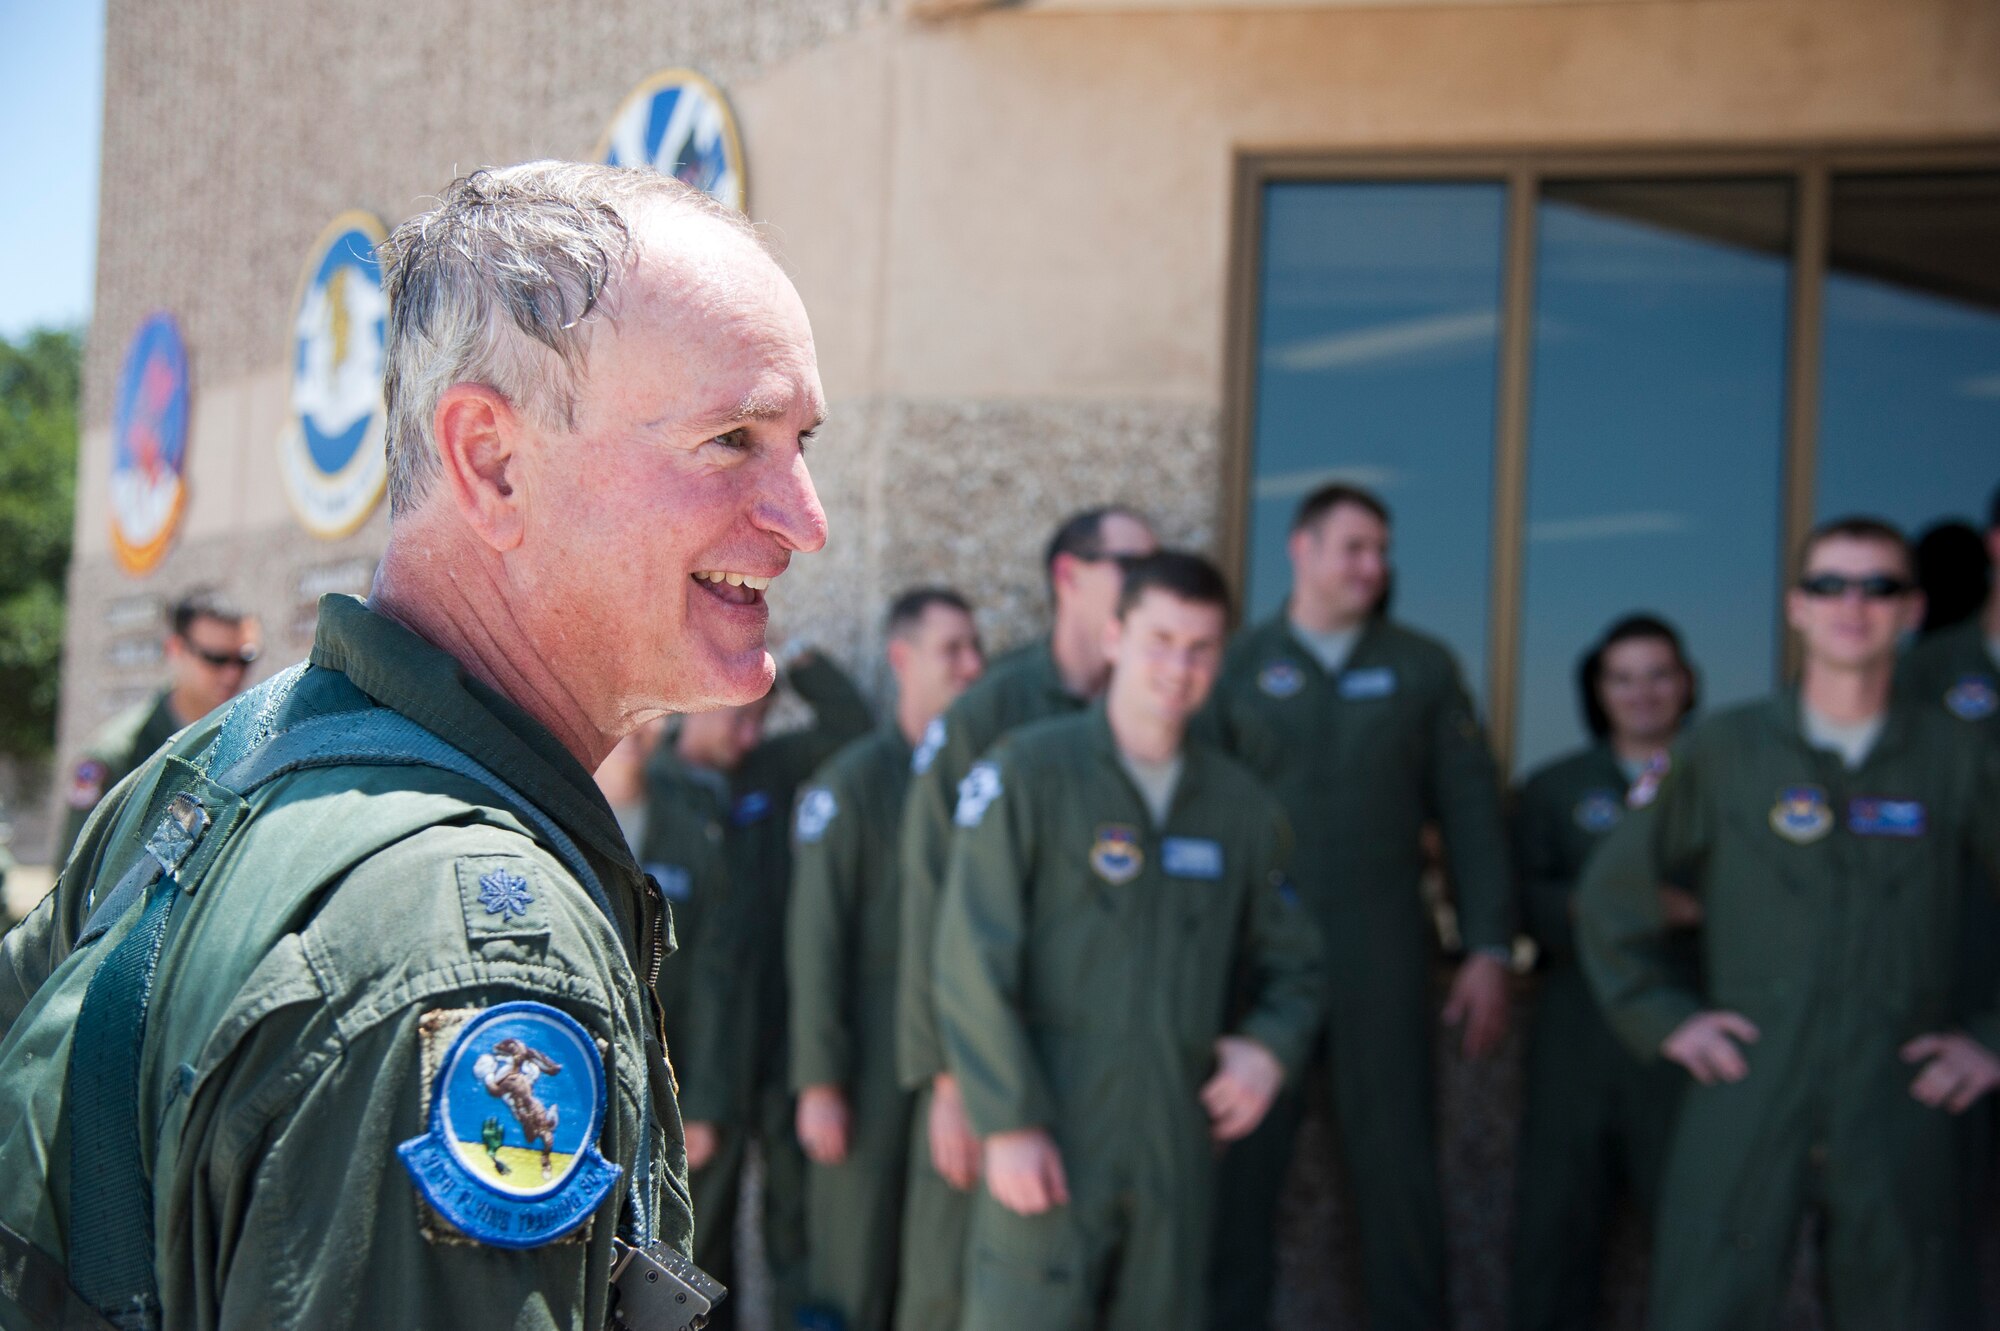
[1514,179,1793,774]
[1246,182,1505,697]
[1815,173,2000,549]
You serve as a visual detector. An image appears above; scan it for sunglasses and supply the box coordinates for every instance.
[183,640,260,669]
[1795,573,1914,601]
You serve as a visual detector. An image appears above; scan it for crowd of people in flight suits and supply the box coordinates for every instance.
[50,483,2000,1331]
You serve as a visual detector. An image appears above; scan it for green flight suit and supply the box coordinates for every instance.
[670,653,871,1330]
[787,725,916,1331]
[54,687,183,868]
[1508,746,1684,1331]
[934,706,1324,1331]
[1202,614,1513,1331]
[638,748,742,1296]
[1578,693,2000,1331]
[0,594,690,1331]
[892,638,1086,1331]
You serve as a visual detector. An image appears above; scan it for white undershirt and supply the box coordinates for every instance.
[1615,754,1650,784]
[1119,750,1185,828]
[1292,623,1362,676]
[1802,703,1886,771]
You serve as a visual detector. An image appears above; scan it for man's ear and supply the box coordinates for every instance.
[433,384,528,551]
[886,635,912,681]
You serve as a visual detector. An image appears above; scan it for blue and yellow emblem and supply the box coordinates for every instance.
[109,312,190,575]
[1573,790,1624,834]
[1090,824,1145,886]
[1946,675,1998,722]
[597,68,747,211]
[280,212,390,538]
[1258,661,1305,699]
[398,1002,620,1248]
[1768,785,1833,845]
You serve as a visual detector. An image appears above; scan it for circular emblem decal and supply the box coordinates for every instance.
[396,1002,621,1248]
[1257,661,1305,700]
[598,68,747,211]
[1090,824,1145,886]
[109,313,190,574]
[1573,790,1624,834]
[1946,675,1998,722]
[279,212,390,538]
[1769,785,1834,845]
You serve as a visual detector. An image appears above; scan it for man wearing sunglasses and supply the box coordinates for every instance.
[1579,515,2000,1330]
[53,588,261,866]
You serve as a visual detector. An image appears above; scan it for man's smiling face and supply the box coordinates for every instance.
[511,204,828,723]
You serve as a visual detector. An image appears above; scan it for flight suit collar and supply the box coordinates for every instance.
[1024,634,1088,709]
[1082,699,1209,824]
[1267,610,1387,682]
[308,594,639,876]
[1764,686,1917,776]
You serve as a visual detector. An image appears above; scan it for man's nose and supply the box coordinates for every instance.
[758,452,828,554]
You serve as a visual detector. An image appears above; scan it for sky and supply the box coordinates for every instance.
[0,0,106,340]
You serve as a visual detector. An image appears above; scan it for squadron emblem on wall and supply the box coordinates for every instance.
[279,212,390,538]
[109,313,190,575]
[598,68,747,211]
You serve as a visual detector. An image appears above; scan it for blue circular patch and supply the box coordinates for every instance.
[1946,675,1998,722]
[1258,661,1305,699]
[397,1002,621,1247]
[1572,790,1624,834]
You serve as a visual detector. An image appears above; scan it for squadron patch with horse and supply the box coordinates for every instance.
[398,1000,622,1248]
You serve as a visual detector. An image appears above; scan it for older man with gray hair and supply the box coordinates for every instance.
[0,161,826,1331]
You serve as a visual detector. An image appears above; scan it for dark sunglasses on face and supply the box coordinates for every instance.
[1795,572,1914,601]
[183,640,260,669]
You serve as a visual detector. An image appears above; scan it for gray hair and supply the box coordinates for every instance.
[378,161,760,515]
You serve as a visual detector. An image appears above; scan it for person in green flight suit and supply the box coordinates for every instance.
[1203,482,1515,1331]
[0,161,831,1329]
[934,550,1324,1331]
[1579,516,2000,1331]
[788,588,985,1331]
[54,588,261,868]
[892,505,1157,1331]
[1508,614,1703,1331]
[667,648,872,1330]
[1900,484,2000,1305]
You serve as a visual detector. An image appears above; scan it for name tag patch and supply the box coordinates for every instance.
[645,863,692,902]
[1848,797,1927,838]
[731,790,773,826]
[1338,667,1396,700]
[1161,836,1224,880]
[398,1002,620,1248]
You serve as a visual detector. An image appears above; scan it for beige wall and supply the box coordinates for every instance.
[60,0,2000,845]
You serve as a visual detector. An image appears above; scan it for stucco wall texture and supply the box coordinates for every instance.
[55,1,2000,1323]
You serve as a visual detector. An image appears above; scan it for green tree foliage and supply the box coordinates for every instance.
[0,327,81,759]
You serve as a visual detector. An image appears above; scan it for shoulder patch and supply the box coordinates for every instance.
[645,862,693,902]
[954,762,1004,828]
[398,1002,621,1248]
[68,758,109,810]
[1769,786,1834,845]
[1090,825,1145,885]
[1257,662,1305,699]
[1572,790,1624,834]
[1946,674,1998,722]
[457,857,550,940]
[912,717,947,774]
[796,787,838,843]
